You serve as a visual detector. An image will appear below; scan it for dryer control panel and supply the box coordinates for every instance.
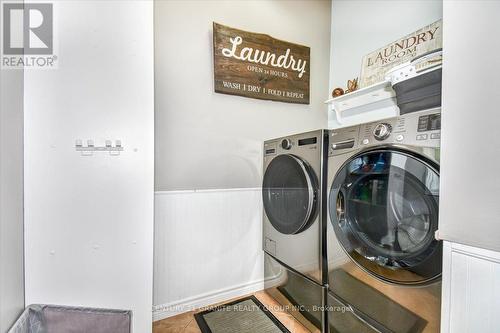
[264,129,324,158]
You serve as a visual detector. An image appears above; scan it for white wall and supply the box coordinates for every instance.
[153,189,263,320]
[0,3,25,327]
[24,1,154,332]
[439,2,500,332]
[439,0,500,253]
[329,0,442,127]
[0,70,24,333]
[155,0,331,191]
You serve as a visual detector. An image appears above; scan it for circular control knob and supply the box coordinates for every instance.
[281,139,292,150]
[373,123,392,141]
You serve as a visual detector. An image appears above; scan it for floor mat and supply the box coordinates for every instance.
[194,296,290,333]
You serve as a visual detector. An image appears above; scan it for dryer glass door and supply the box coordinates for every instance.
[263,154,318,235]
[329,149,441,284]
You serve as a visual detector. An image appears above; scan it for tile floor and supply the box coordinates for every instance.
[153,263,441,333]
[152,290,312,333]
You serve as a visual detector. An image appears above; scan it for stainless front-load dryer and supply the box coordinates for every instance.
[263,129,328,284]
[326,109,442,333]
[262,129,328,332]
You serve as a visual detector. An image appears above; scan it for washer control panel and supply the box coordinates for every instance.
[328,108,441,156]
[418,113,441,132]
[329,109,441,156]
[373,123,392,141]
[359,109,441,148]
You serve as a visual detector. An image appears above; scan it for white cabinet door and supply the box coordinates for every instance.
[441,241,500,333]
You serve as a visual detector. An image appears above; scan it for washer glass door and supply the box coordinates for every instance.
[329,149,441,284]
[263,154,318,235]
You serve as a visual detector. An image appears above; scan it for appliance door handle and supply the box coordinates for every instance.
[336,190,346,224]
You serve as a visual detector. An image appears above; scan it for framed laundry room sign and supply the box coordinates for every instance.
[359,20,443,88]
[213,22,310,104]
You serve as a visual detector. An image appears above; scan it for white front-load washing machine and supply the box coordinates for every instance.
[326,109,442,333]
[262,129,329,332]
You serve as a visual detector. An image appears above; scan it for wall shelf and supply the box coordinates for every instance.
[325,80,398,124]
[326,60,442,125]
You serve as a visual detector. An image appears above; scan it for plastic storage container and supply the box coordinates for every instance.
[386,50,442,115]
[392,67,442,115]
[8,305,131,333]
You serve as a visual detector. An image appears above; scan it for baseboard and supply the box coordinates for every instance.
[152,278,265,322]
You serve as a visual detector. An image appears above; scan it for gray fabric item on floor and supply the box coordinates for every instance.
[8,305,131,333]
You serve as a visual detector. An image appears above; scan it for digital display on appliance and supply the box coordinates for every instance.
[418,113,441,132]
[265,148,275,155]
[298,137,317,146]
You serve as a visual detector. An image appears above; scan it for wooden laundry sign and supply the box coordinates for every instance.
[213,22,310,104]
[359,20,443,88]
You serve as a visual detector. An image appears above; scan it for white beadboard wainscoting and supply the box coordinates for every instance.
[441,241,500,333]
[153,188,264,321]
